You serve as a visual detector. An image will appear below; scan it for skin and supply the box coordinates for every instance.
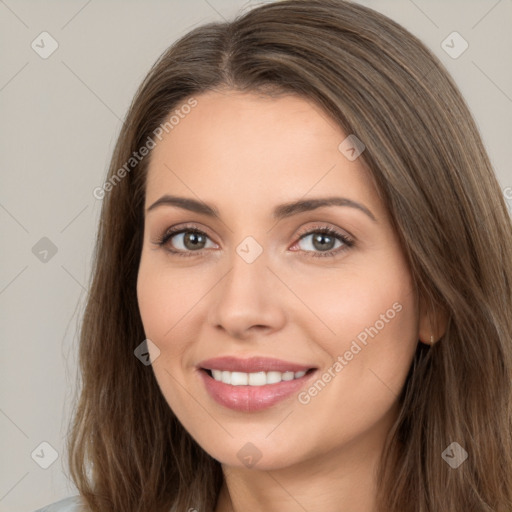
[136,90,444,512]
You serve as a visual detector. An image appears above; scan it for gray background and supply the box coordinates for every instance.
[1,1,511,511]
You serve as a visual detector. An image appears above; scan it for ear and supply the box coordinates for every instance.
[418,294,448,346]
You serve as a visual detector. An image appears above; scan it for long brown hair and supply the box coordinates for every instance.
[67,1,512,510]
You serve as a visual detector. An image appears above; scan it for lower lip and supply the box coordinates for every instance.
[198,369,317,412]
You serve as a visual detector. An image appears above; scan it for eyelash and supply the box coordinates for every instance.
[153,223,355,259]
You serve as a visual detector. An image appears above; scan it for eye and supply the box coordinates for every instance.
[292,225,354,258]
[153,224,216,257]
[152,223,355,258]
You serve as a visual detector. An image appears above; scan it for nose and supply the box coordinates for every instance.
[207,248,287,340]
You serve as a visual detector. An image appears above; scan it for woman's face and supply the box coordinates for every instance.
[137,90,420,470]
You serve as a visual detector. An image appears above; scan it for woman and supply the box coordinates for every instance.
[35,0,512,510]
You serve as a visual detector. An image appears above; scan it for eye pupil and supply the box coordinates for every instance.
[184,232,206,250]
[313,233,334,251]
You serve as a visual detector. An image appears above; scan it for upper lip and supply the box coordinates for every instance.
[198,356,317,373]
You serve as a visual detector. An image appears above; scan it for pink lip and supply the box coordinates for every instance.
[196,356,318,412]
[197,356,315,373]
[198,369,317,412]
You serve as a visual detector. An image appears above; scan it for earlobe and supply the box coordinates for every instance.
[418,294,448,346]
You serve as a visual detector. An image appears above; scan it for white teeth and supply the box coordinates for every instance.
[208,369,309,386]
[231,371,248,386]
[266,371,282,384]
[248,372,266,386]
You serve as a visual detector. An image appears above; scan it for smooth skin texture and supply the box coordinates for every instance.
[137,90,443,512]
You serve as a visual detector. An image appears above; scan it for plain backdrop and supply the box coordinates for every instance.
[1,1,511,511]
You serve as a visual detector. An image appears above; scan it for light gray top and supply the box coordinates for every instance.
[32,496,85,512]
[32,495,179,512]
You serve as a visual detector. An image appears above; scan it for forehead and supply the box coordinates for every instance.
[144,90,382,219]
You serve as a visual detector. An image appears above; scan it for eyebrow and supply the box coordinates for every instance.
[146,195,377,222]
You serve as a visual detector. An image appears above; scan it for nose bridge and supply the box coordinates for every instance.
[220,240,270,307]
[220,225,271,294]
[208,237,285,336]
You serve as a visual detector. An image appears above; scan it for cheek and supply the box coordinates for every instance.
[293,262,416,351]
[289,288,417,454]
[299,259,418,415]
[137,264,171,341]
[136,259,202,414]
[324,278,415,352]
[297,250,418,393]
[136,256,206,342]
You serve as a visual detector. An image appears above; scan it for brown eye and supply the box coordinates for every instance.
[293,226,355,258]
[175,231,208,251]
[156,226,216,256]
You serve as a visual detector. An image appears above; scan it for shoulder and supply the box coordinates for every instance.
[32,495,86,512]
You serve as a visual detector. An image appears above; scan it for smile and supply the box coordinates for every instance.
[198,366,318,412]
[206,369,313,386]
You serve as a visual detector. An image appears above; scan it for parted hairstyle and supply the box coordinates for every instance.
[67,1,512,510]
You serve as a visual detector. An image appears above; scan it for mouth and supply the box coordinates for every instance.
[197,362,319,412]
[200,367,317,386]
